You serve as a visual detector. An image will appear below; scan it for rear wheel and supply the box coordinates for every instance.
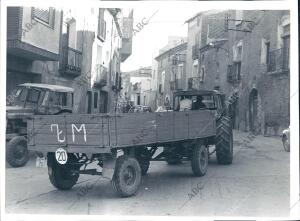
[47,153,79,190]
[216,116,233,165]
[191,144,208,176]
[111,156,141,197]
[6,136,29,167]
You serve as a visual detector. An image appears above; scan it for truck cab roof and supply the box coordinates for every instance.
[19,83,74,93]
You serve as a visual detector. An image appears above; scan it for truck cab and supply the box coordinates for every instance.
[6,83,74,167]
[173,90,226,117]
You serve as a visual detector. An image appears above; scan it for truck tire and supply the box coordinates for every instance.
[6,136,29,167]
[191,145,208,176]
[47,153,79,190]
[216,116,233,165]
[111,156,141,197]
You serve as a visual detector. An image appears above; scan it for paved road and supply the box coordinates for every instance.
[5,130,289,216]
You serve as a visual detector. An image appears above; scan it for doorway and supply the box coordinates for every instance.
[249,88,258,133]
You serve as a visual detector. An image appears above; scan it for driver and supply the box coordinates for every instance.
[193,96,206,110]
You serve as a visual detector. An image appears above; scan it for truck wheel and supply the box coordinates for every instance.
[216,116,233,165]
[47,153,79,190]
[191,145,208,176]
[111,156,141,197]
[6,136,29,167]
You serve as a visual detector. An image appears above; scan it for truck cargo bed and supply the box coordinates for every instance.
[28,111,216,153]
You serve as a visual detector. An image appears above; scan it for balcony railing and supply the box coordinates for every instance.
[192,45,199,60]
[98,18,106,41]
[60,47,82,76]
[94,64,108,88]
[267,48,289,73]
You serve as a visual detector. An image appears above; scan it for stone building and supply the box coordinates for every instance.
[185,10,290,135]
[7,7,133,114]
[155,40,187,109]
[121,66,152,107]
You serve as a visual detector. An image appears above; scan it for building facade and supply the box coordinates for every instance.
[121,66,152,107]
[155,41,187,109]
[7,7,133,114]
[185,10,290,135]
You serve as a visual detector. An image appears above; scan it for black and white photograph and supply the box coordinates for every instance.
[1,0,299,220]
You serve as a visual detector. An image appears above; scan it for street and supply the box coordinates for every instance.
[5,130,289,217]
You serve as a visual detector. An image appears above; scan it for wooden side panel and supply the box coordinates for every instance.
[33,115,67,146]
[109,116,117,147]
[116,113,156,147]
[188,110,216,139]
[156,112,174,143]
[174,112,189,140]
[64,114,102,146]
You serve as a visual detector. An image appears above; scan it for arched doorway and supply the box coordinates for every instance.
[249,88,258,133]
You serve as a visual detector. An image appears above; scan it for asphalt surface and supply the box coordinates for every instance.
[5,130,289,216]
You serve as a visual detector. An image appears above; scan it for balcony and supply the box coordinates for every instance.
[267,48,289,73]
[192,44,199,60]
[60,47,82,76]
[120,17,133,62]
[94,64,108,88]
[7,7,61,61]
[97,18,106,41]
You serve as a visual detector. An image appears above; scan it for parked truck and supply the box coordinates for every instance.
[27,90,233,197]
[6,83,74,167]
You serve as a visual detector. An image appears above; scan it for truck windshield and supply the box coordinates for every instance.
[8,87,44,106]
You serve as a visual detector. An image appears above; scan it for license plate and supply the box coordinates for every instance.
[36,157,47,168]
[55,147,68,164]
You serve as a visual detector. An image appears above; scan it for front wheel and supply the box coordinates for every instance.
[6,136,29,167]
[47,153,79,190]
[111,156,141,197]
[191,145,208,176]
[216,116,233,165]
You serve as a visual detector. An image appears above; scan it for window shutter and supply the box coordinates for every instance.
[33,8,50,23]
[227,64,233,81]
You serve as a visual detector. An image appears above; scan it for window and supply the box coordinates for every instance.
[233,41,243,62]
[265,42,270,66]
[94,92,98,108]
[227,62,241,82]
[87,91,92,114]
[32,7,55,28]
[200,66,205,82]
[193,64,198,77]
[233,62,241,80]
[61,93,67,106]
[27,89,41,103]
[98,9,106,41]
[161,71,165,92]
